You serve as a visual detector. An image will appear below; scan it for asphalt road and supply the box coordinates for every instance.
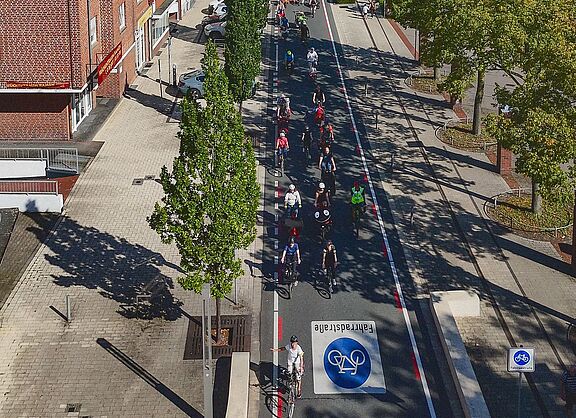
[259,2,452,417]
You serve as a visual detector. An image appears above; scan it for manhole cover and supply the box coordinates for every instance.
[184,315,251,360]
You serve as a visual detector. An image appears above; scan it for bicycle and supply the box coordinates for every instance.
[352,203,364,237]
[286,361,299,418]
[284,259,296,298]
[276,149,287,176]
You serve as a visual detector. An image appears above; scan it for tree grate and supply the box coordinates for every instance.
[66,403,81,412]
[132,178,144,186]
[184,315,251,360]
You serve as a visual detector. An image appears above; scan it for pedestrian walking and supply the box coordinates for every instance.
[361,2,369,17]
[561,365,576,417]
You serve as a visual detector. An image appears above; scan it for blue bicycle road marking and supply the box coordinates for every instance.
[323,337,371,389]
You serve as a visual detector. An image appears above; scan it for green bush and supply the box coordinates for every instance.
[333,0,356,4]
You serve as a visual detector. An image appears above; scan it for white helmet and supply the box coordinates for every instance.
[280,132,286,137]
[319,182,325,189]
[289,184,296,191]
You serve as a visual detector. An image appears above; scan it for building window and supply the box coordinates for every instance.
[90,16,97,44]
[119,3,126,30]
[151,14,169,48]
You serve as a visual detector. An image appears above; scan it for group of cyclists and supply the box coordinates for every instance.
[271,0,368,404]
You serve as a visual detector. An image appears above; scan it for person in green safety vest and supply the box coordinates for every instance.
[350,180,366,212]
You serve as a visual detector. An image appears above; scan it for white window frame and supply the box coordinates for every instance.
[90,16,97,44]
[119,3,126,30]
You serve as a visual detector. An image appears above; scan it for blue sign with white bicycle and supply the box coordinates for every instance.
[507,347,535,372]
[324,337,371,388]
[311,321,386,394]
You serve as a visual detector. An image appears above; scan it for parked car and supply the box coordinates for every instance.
[204,21,227,39]
[178,69,205,98]
[202,11,226,24]
[208,0,224,14]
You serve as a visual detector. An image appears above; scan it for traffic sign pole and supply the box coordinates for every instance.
[517,371,523,418]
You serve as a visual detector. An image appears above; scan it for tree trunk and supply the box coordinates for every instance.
[572,190,576,272]
[433,66,440,81]
[215,297,222,344]
[531,181,542,215]
[472,68,485,136]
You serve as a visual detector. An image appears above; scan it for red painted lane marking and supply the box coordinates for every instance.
[276,187,283,198]
[355,145,360,155]
[411,352,422,380]
[388,19,418,61]
[363,172,368,182]
[393,290,402,310]
[381,242,387,258]
[278,316,283,342]
[278,389,283,418]
[371,203,377,215]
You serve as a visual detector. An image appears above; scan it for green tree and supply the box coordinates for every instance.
[148,41,260,341]
[225,0,264,106]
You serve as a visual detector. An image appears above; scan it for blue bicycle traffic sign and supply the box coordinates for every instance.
[507,347,535,372]
[323,337,371,389]
[513,350,530,366]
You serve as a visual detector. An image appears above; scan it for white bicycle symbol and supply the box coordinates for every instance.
[514,353,530,364]
[327,349,366,375]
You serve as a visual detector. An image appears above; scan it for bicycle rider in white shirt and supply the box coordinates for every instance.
[271,335,304,398]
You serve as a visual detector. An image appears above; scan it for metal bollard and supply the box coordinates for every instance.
[158,60,163,98]
[409,204,415,227]
[390,152,396,172]
[364,82,368,97]
[375,112,379,130]
[172,64,177,87]
[66,295,71,322]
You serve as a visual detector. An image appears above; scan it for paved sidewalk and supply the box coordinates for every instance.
[0,1,265,417]
[332,3,575,417]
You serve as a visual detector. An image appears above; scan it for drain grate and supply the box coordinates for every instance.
[144,175,156,180]
[66,403,81,412]
[184,315,251,360]
[132,178,144,186]
[406,140,424,148]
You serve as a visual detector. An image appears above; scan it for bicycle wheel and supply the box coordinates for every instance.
[287,380,296,418]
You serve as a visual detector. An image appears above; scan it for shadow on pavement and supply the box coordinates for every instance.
[97,338,203,417]
[27,216,183,321]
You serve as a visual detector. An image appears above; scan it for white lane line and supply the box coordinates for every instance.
[275,202,279,210]
[274,239,278,250]
[321,2,436,416]
[274,227,279,236]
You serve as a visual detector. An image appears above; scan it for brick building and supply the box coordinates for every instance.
[0,0,187,141]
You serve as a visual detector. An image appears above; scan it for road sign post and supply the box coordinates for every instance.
[507,347,535,418]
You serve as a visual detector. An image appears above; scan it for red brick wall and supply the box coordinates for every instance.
[0,94,70,141]
[0,1,73,85]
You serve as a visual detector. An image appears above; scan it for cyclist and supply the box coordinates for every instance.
[351,180,366,213]
[281,236,301,281]
[296,12,307,27]
[285,50,295,71]
[300,20,310,42]
[319,122,334,149]
[277,94,291,116]
[306,47,318,72]
[314,182,331,208]
[276,131,289,164]
[322,240,338,286]
[309,0,318,16]
[319,147,336,196]
[314,103,325,127]
[280,15,289,35]
[312,85,325,106]
[301,126,313,156]
[284,184,302,218]
[270,335,304,398]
